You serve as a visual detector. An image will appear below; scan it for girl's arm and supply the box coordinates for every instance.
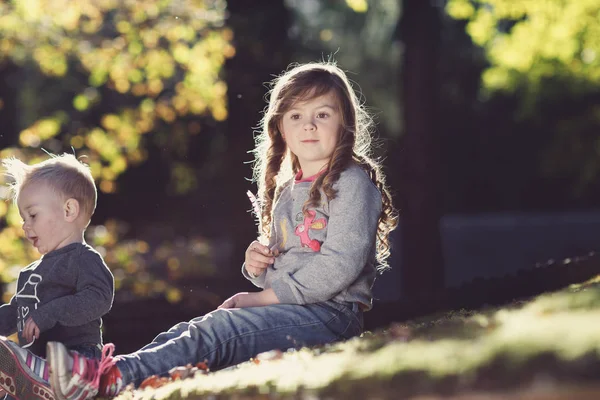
[218,288,279,309]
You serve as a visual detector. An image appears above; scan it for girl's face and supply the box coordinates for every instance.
[18,183,76,254]
[280,91,341,178]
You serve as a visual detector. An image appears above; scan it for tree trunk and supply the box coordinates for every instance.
[0,61,19,148]
[398,0,444,297]
[220,0,291,278]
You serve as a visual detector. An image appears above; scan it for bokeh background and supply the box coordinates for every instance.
[0,0,599,352]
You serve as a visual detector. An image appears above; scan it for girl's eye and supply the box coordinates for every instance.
[30,214,36,219]
[317,112,329,119]
[290,114,301,120]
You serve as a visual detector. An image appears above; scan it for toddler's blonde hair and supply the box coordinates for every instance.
[3,153,97,221]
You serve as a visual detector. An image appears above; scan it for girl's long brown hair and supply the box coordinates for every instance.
[251,62,398,271]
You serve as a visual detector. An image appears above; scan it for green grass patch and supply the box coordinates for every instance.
[113,275,600,399]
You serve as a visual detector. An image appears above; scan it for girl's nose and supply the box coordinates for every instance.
[303,121,316,131]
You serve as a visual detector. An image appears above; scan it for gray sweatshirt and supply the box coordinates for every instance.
[244,162,382,310]
[0,242,114,356]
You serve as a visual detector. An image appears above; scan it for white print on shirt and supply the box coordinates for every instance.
[15,273,42,348]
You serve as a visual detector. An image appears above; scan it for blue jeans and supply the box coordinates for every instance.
[116,301,363,387]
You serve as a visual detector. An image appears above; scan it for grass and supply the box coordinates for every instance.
[112,274,600,399]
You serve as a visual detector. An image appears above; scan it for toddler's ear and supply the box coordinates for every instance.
[64,198,80,222]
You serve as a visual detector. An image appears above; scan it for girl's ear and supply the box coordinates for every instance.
[64,198,80,222]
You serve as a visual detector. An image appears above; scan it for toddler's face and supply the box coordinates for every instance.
[18,183,74,255]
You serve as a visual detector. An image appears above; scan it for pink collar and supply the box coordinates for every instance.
[294,169,326,183]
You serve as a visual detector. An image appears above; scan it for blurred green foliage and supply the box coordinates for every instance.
[446,0,600,109]
[446,0,600,193]
[0,0,232,300]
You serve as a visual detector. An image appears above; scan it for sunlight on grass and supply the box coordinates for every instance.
[115,276,600,399]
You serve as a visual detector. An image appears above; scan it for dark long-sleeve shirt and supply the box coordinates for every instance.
[0,242,114,356]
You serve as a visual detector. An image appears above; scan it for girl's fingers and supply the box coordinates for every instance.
[250,241,272,256]
[250,250,274,265]
[246,261,268,271]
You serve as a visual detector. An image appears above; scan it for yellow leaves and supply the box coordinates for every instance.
[144,49,175,80]
[166,287,183,303]
[140,98,155,113]
[211,103,228,122]
[102,114,120,130]
[446,0,475,19]
[173,43,190,64]
[345,0,368,13]
[70,135,84,149]
[19,130,41,148]
[19,117,62,147]
[148,79,164,96]
[0,0,233,290]
[466,8,496,46]
[128,69,144,84]
[36,118,61,139]
[141,29,160,48]
[18,0,42,22]
[156,102,176,122]
[115,79,131,94]
[89,68,109,87]
[481,67,510,91]
[168,24,196,43]
[33,46,68,76]
[110,155,127,176]
[116,20,131,34]
[447,0,600,97]
[128,41,143,55]
[73,95,89,111]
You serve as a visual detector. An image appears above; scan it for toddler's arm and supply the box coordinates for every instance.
[29,251,114,331]
[0,296,18,336]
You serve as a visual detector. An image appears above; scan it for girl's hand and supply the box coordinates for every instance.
[23,317,40,343]
[217,289,280,309]
[244,240,276,278]
[218,292,253,309]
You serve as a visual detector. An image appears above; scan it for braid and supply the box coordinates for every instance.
[353,155,399,271]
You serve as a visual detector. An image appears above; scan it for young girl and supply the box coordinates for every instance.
[1,61,398,400]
